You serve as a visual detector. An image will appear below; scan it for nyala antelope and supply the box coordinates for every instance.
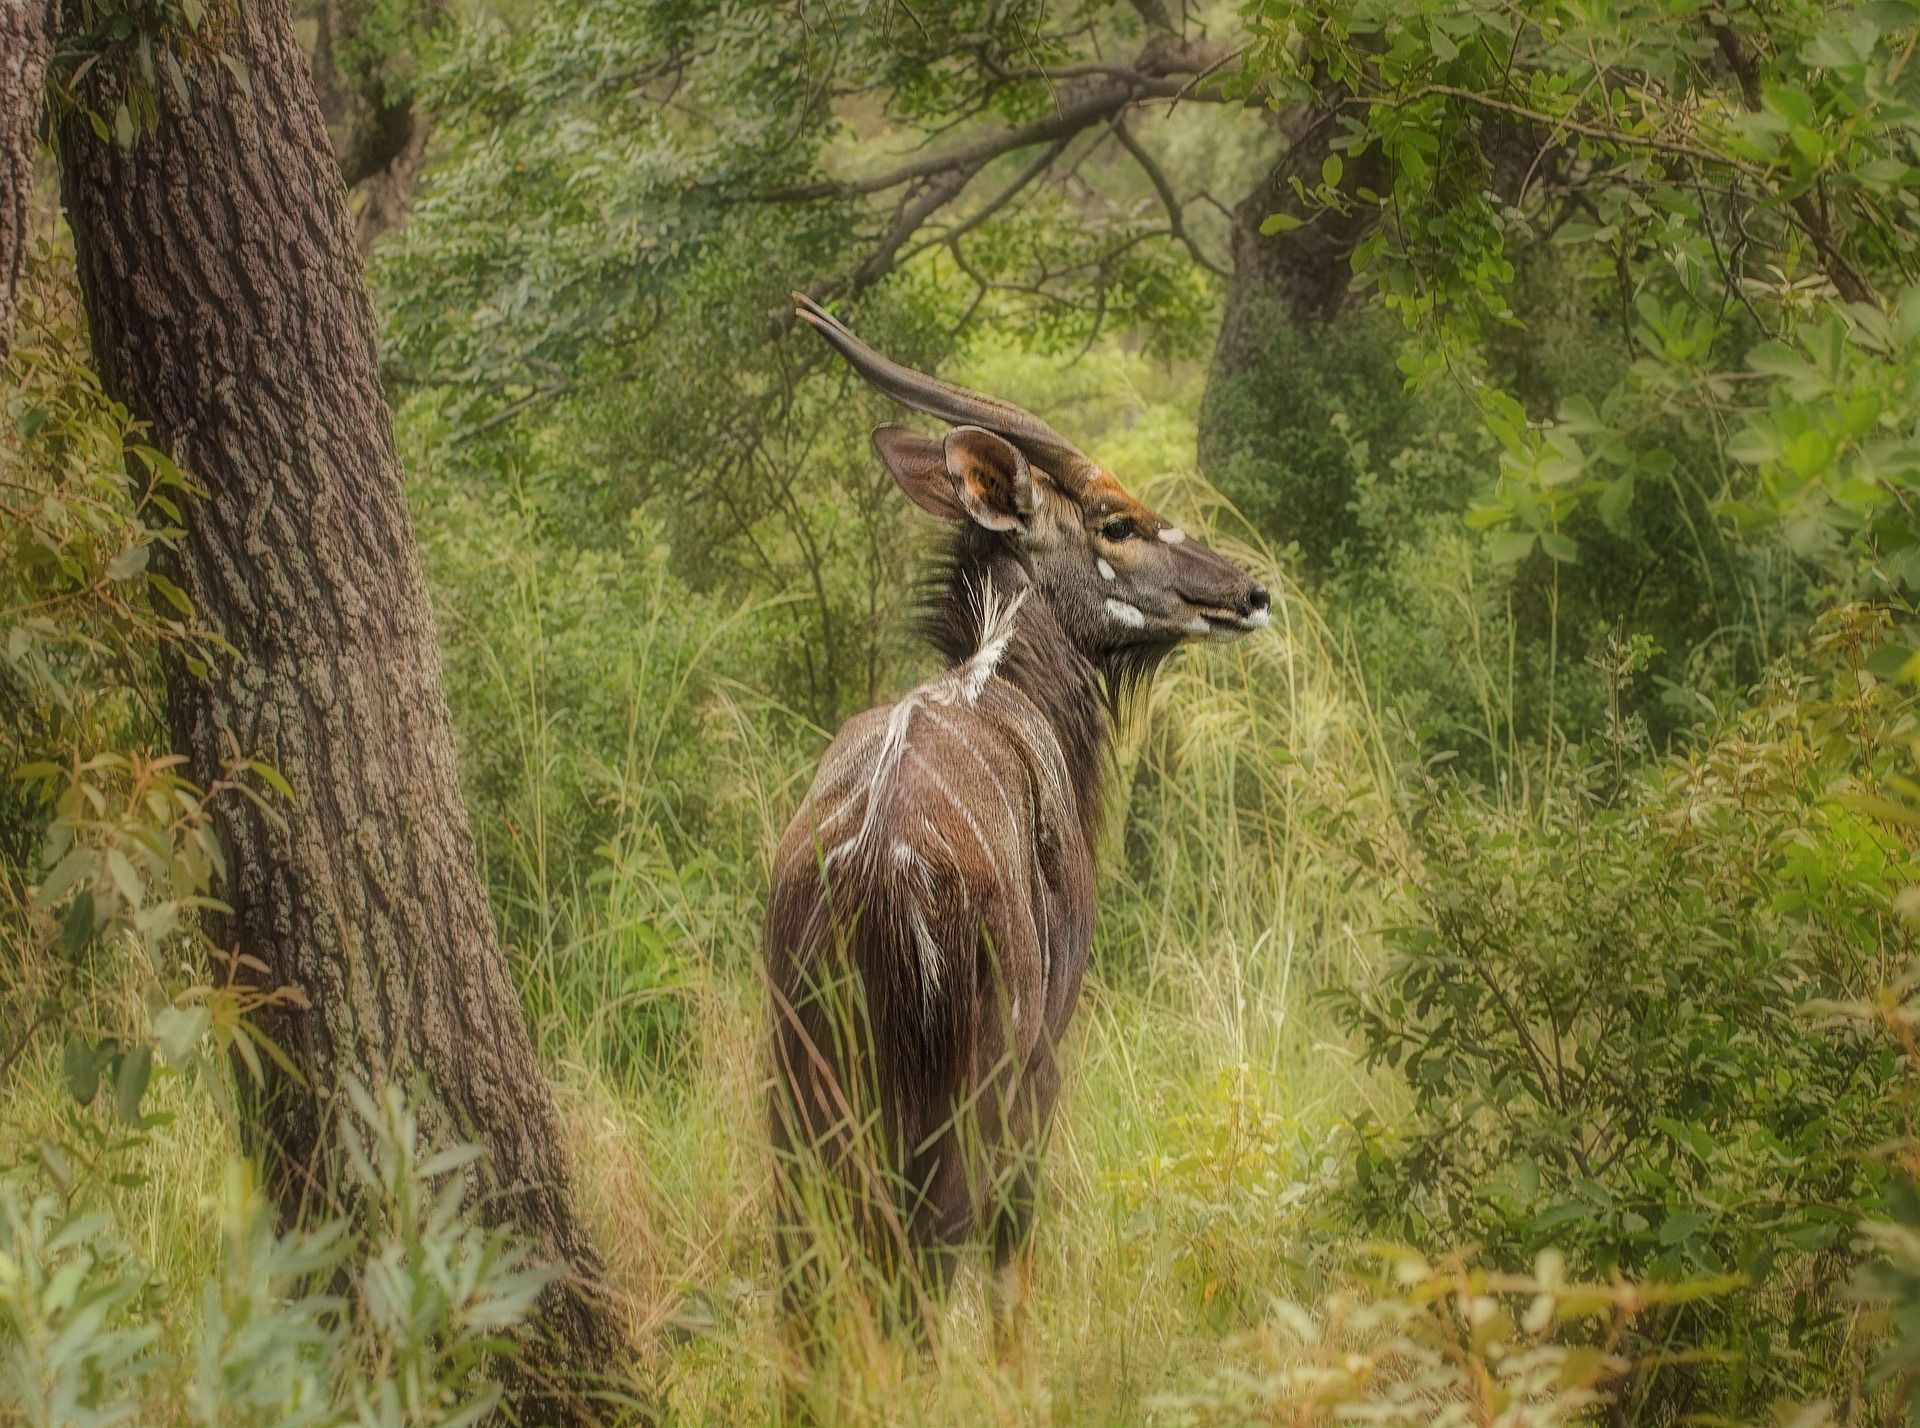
[765,294,1269,1353]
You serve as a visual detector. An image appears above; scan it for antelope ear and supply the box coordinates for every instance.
[943,426,1031,533]
[873,425,965,520]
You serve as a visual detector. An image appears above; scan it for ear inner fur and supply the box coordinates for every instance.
[943,426,1031,532]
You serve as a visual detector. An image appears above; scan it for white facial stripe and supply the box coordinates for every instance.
[1096,558,1115,582]
[1105,597,1146,629]
[1186,616,1210,634]
[1246,607,1271,629]
[1158,526,1185,545]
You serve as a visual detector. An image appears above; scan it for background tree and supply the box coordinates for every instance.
[373,0,1257,753]
[1,0,56,358]
[20,0,627,1414]
[303,0,444,250]
[1236,0,1920,1412]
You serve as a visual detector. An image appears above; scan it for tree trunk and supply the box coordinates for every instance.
[310,0,434,251]
[1197,101,1562,571]
[1196,99,1398,570]
[1209,104,1382,366]
[48,0,626,1417]
[351,106,429,253]
[0,0,55,359]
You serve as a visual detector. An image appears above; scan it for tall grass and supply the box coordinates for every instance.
[529,476,1404,1424]
[2,359,1403,1421]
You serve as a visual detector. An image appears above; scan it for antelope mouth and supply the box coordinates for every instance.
[1188,604,1270,638]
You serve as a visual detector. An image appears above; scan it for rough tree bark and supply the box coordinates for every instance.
[46,0,626,1417]
[0,0,56,359]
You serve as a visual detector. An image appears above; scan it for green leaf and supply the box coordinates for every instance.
[147,573,194,616]
[152,1005,210,1065]
[163,48,190,106]
[249,760,296,802]
[1763,83,1816,128]
[106,543,150,581]
[115,1044,152,1123]
[1658,1210,1709,1245]
[105,848,142,908]
[219,52,254,101]
[1540,531,1579,563]
[1834,791,1920,827]
[130,444,183,483]
[1321,153,1343,188]
[1557,394,1605,433]
[419,1143,487,1179]
[62,889,95,958]
[1259,212,1304,235]
[1488,531,1537,566]
[64,1039,100,1104]
[1597,474,1634,534]
[1747,341,1812,380]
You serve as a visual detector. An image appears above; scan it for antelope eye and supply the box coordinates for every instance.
[1100,517,1136,542]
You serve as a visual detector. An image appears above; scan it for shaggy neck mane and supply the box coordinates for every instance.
[918,529,1175,843]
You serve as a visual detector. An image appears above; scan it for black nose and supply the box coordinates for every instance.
[1240,585,1270,619]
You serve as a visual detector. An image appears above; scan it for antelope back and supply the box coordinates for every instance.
[765,583,1094,1265]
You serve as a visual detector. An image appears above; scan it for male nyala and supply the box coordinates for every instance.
[765,294,1270,1356]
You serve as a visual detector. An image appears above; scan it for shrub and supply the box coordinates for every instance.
[1151,1248,1737,1428]
[0,1185,157,1427]
[1825,959,1920,1425]
[1339,608,1917,1414]
[0,1078,553,1428]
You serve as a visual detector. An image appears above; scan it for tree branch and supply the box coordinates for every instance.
[1406,72,1877,304]
[896,134,1072,273]
[754,36,1233,203]
[1703,18,1876,305]
[838,165,980,306]
[1405,84,1768,180]
[1111,113,1228,278]
[311,0,441,249]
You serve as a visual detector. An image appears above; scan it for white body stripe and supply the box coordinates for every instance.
[782,576,1091,1039]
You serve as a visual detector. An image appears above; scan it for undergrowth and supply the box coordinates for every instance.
[9,228,1920,1428]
